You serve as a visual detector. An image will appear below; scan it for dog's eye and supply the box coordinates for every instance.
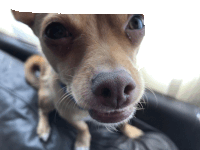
[128,15,144,30]
[45,23,71,39]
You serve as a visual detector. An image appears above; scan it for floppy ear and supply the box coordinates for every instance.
[11,10,36,27]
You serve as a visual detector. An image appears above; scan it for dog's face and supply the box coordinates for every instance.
[13,12,145,125]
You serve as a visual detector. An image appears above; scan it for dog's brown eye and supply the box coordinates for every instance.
[128,15,144,30]
[45,22,71,39]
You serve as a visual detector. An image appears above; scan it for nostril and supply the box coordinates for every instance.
[92,71,136,109]
[101,88,111,98]
[124,84,135,95]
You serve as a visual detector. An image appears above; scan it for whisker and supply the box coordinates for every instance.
[145,87,158,107]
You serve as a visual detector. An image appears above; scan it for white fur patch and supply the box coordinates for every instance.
[39,132,50,142]
[75,147,89,150]
[197,113,200,122]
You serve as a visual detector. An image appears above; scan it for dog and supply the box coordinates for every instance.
[12,11,145,150]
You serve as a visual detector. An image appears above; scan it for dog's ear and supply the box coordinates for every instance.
[11,10,36,27]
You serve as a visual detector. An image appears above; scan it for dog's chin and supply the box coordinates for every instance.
[88,107,136,126]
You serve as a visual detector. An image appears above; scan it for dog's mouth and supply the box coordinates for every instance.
[88,108,134,123]
[60,81,135,123]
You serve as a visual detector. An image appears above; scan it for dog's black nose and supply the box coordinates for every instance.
[91,70,136,109]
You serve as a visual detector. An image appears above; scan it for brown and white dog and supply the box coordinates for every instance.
[12,11,145,150]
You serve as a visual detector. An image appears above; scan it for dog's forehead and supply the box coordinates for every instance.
[40,14,129,29]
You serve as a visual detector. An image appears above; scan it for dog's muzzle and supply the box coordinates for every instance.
[59,82,85,110]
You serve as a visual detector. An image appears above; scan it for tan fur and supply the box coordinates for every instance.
[24,55,45,89]
[11,10,36,27]
[12,11,145,150]
[120,123,144,138]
